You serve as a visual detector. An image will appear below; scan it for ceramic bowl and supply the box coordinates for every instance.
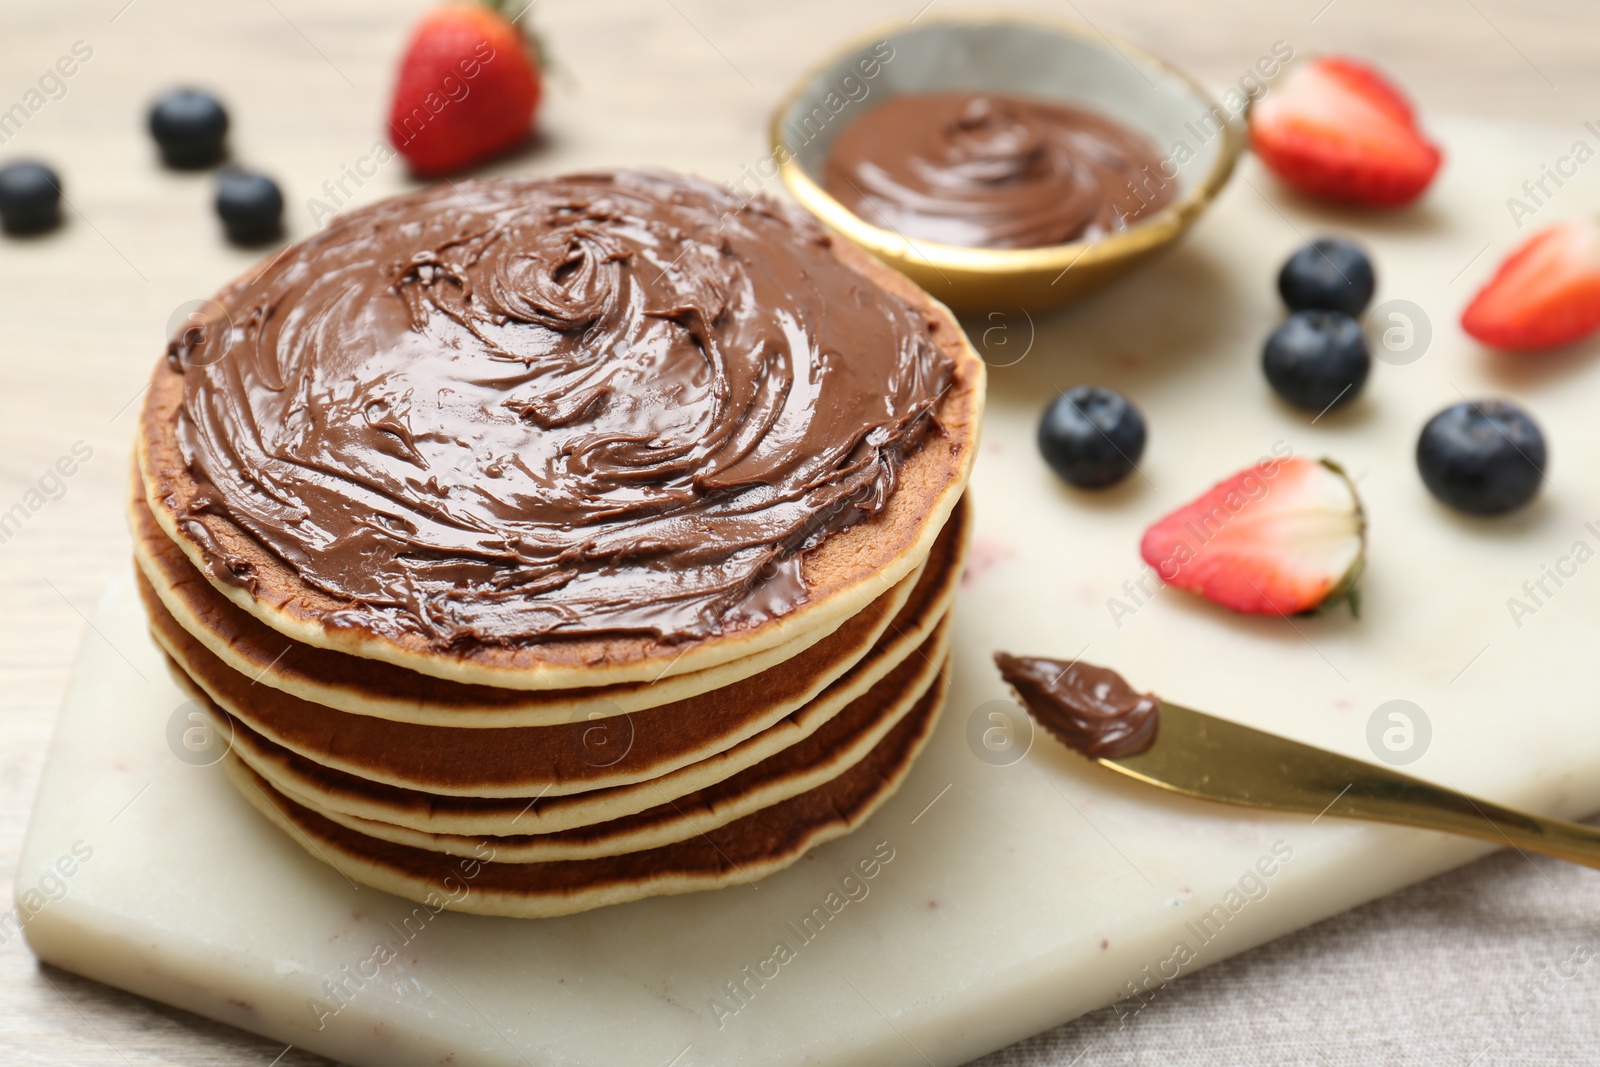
[770,12,1243,314]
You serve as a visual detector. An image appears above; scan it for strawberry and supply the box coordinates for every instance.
[1461,218,1600,351]
[1249,56,1442,208]
[387,1,541,178]
[1140,456,1365,616]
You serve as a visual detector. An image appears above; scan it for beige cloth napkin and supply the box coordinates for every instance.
[972,837,1600,1065]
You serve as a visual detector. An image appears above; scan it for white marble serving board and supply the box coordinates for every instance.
[19,118,1600,1067]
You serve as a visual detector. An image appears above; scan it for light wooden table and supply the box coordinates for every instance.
[1,1,1594,1064]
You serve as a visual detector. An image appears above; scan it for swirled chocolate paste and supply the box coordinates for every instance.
[169,171,954,647]
[993,653,1159,758]
[823,91,1175,249]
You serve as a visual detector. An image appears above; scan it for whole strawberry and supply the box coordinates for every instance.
[388,1,541,178]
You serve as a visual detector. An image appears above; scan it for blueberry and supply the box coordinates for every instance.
[149,88,229,169]
[215,168,283,244]
[1263,310,1371,412]
[1278,237,1376,316]
[0,161,62,235]
[1038,385,1146,489]
[1417,400,1545,515]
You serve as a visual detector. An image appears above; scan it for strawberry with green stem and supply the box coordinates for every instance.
[388,0,543,177]
[1140,456,1366,617]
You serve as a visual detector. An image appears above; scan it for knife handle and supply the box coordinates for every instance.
[1324,772,1600,870]
[1107,702,1600,871]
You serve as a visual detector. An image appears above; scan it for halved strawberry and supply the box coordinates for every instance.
[1140,457,1365,616]
[1250,56,1442,208]
[387,2,542,178]
[1461,218,1600,351]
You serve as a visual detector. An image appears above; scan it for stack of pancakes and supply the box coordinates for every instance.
[131,172,984,919]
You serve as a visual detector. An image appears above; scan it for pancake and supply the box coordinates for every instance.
[143,527,956,796]
[215,608,951,836]
[142,500,963,796]
[224,660,949,917]
[132,480,966,726]
[212,619,950,863]
[137,174,985,691]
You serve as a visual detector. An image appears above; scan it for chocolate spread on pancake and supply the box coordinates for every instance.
[167,171,953,648]
[993,653,1158,759]
[822,91,1174,249]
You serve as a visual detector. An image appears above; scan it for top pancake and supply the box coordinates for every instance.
[137,172,985,691]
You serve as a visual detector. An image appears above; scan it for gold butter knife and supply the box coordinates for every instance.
[995,652,1600,869]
